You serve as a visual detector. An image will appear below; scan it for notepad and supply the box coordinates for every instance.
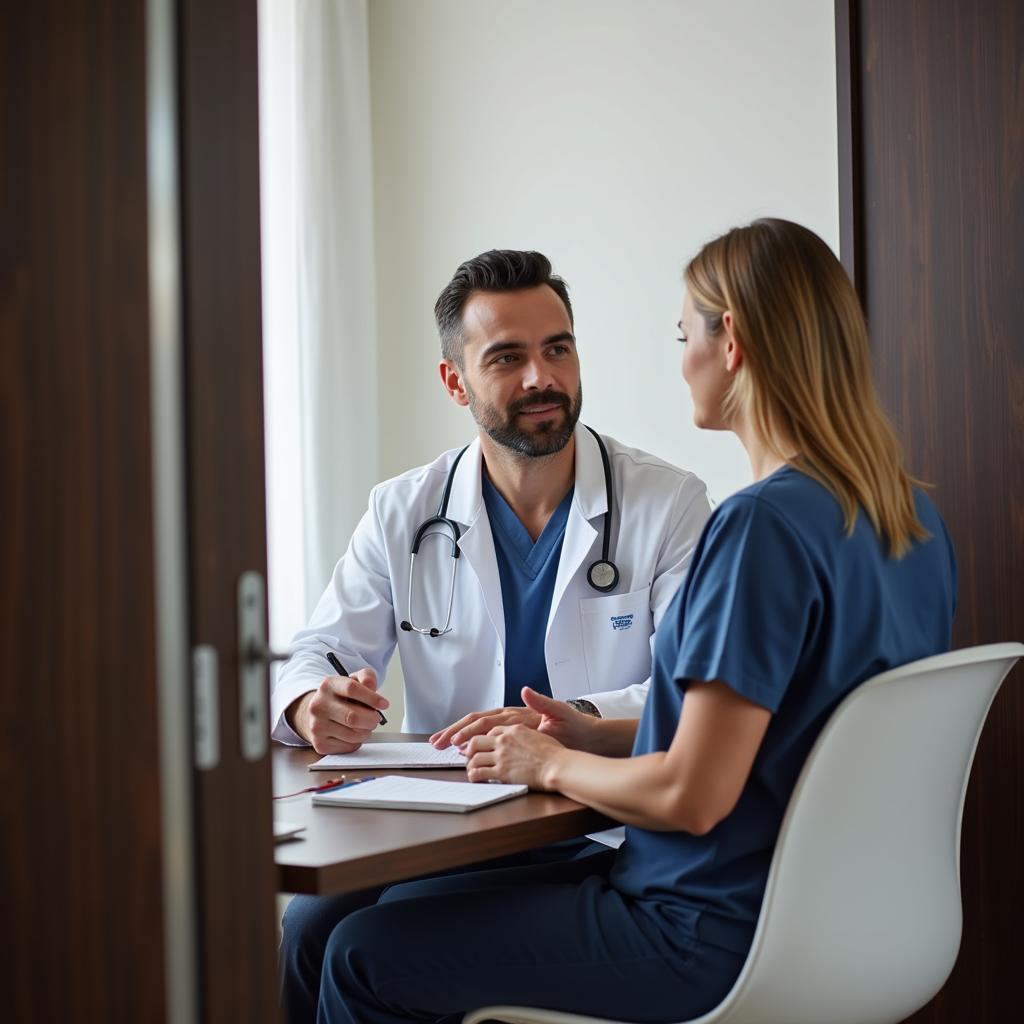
[311,775,527,813]
[309,742,468,771]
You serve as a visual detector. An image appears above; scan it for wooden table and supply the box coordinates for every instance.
[273,737,614,895]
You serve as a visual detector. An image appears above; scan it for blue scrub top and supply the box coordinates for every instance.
[482,476,574,707]
[610,466,957,946]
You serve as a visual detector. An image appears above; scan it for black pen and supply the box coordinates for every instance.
[324,651,388,726]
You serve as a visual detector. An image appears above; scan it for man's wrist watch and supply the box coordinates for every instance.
[566,698,602,718]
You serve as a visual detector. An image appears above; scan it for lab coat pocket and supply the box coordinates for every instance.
[579,586,653,692]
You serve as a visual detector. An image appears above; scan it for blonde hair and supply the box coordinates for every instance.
[684,218,927,557]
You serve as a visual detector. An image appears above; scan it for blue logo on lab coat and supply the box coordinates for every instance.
[610,614,634,631]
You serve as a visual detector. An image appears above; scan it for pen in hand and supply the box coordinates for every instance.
[324,651,388,726]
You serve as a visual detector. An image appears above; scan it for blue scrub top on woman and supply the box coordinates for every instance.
[316,465,958,1024]
[611,465,957,944]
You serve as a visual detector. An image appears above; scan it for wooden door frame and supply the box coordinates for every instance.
[148,0,200,1019]
[147,0,281,1017]
[176,0,280,1020]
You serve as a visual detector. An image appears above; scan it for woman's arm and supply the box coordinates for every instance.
[466,680,771,834]
[581,716,642,757]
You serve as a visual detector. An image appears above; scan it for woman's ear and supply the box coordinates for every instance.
[722,311,744,374]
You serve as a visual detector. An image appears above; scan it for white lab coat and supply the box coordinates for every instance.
[271,425,711,742]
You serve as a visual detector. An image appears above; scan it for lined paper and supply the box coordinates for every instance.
[309,742,468,771]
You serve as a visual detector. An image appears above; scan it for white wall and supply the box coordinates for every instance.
[368,0,839,504]
[366,0,838,725]
[261,1,840,727]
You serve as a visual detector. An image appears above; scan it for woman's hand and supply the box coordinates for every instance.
[465,724,567,790]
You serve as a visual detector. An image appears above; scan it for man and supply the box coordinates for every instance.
[273,250,710,1021]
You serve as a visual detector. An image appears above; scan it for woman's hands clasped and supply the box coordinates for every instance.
[464,720,566,790]
[433,688,642,791]
[453,687,585,790]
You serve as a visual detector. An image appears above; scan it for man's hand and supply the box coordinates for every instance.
[430,686,601,752]
[285,667,389,754]
[465,724,566,790]
[430,704,541,749]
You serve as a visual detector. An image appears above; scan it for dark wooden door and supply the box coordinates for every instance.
[1,2,167,1020]
[178,0,279,1020]
[837,1,1024,1020]
[2,1,280,1020]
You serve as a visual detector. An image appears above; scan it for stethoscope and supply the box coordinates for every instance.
[399,425,620,638]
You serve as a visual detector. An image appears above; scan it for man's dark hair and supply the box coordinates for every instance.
[434,249,574,366]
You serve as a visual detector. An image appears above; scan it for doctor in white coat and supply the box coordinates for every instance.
[273,252,710,751]
[275,249,711,1024]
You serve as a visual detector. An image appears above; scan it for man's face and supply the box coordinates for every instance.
[451,285,582,457]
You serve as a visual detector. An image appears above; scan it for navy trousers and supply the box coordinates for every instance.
[281,839,601,1024]
[315,849,746,1024]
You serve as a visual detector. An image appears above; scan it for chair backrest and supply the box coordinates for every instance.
[692,643,1023,1024]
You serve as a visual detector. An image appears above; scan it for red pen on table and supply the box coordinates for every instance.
[325,651,388,726]
[273,775,378,800]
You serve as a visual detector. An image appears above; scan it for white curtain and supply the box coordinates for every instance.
[258,0,378,650]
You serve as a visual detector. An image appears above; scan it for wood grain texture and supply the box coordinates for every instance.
[177,0,279,1020]
[843,1,1023,1019]
[0,1,166,1020]
[834,0,863,292]
[273,744,614,895]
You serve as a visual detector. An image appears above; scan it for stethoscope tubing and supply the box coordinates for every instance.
[402,425,619,636]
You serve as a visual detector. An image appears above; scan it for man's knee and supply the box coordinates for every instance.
[281,891,379,966]
[322,905,389,996]
[280,896,326,966]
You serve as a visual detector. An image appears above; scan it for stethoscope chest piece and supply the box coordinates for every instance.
[587,559,619,593]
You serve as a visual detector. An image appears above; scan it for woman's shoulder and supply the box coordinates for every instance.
[712,466,839,534]
[711,469,953,568]
[691,469,829,575]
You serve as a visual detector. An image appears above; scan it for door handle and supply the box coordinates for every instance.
[241,640,292,666]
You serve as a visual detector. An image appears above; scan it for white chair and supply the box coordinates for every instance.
[465,642,1023,1024]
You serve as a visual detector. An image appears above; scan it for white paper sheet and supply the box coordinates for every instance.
[311,775,526,812]
[309,742,468,771]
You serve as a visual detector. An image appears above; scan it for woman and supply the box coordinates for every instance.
[315,219,956,1024]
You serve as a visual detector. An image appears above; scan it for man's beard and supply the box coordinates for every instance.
[466,383,583,457]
